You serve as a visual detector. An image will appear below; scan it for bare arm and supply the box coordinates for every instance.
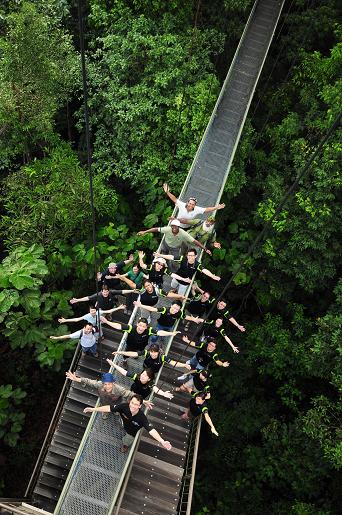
[134,300,158,313]
[106,358,128,377]
[171,273,192,284]
[224,334,239,354]
[157,329,181,337]
[153,251,175,261]
[116,275,136,289]
[112,351,139,358]
[58,316,84,323]
[70,296,90,304]
[193,239,212,256]
[138,251,148,270]
[184,315,203,324]
[201,268,220,281]
[84,405,111,414]
[152,385,174,399]
[123,254,134,265]
[149,428,172,450]
[228,317,245,332]
[137,227,159,236]
[182,335,196,347]
[166,291,186,300]
[215,359,230,367]
[168,360,192,370]
[204,203,225,213]
[49,334,73,341]
[204,412,219,436]
[163,183,177,204]
[100,317,123,330]
[101,304,126,314]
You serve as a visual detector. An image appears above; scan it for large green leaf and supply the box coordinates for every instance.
[0,290,20,313]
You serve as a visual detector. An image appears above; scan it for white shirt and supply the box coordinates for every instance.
[176,200,206,228]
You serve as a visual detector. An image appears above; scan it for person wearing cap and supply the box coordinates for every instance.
[65,370,152,419]
[84,394,172,453]
[163,183,225,229]
[180,391,218,436]
[154,248,220,295]
[97,254,134,289]
[112,343,191,374]
[133,299,203,343]
[175,369,211,396]
[138,251,167,288]
[137,220,212,272]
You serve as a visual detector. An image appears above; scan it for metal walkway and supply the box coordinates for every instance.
[0,1,284,514]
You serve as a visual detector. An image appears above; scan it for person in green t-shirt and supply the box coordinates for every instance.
[122,264,147,314]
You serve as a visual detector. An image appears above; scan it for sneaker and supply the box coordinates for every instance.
[82,351,87,356]
[93,352,99,358]
[120,445,129,453]
[101,413,108,420]
[177,374,187,381]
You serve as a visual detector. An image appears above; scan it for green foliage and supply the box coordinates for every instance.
[86,5,223,203]
[0,245,74,369]
[0,1,79,161]
[0,384,26,447]
[0,143,117,249]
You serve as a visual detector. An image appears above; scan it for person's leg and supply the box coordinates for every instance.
[175,377,194,393]
[87,342,98,357]
[121,433,135,452]
[170,277,180,291]
[181,408,191,421]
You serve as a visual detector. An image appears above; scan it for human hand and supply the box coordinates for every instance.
[213,275,221,281]
[144,400,154,410]
[65,371,79,381]
[213,242,221,249]
[138,250,145,258]
[232,346,239,354]
[162,440,172,450]
[96,272,102,281]
[137,231,145,236]
[163,391,174,400]
[107,358,114,365]
[238,325,246,332]
[133,300,141,307]
[83,407,93,414]
[117,304,126,310]
[58,317,66,323]
[222,361,230,367]
[205,249,212,256]
[184,364,192,370]
[70,298,77,304]
[218,203,225,210]
[163,183,169,193]
[100,316,108,323]
[182,335,190,343]
[211,428,219,436]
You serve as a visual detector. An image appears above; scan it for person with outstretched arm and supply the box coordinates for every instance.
[58,304,125,340]
[113,343,192,374]
[106,358,174,401]
[65,371,153,418]
[50,322,99,357]
[138,251,168,288]
[201,317,239,354]
[180,391,219,436]
[84,394,172,453]
[200,292,246,333]
[70,284,137,311]
[163,183,225,229]
[137,220,212,265]
[180,335,230,372]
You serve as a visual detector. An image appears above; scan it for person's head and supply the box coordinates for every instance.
[136,318,148,334]
[153,257,166,271]
[139,368,154,384]
[132,264,141,275]
[102,285,110,297]
[170,300,182,314]
[204,216,215,228]
[83,322,94,334]
[143,279,154,294]
[149,344,160,360]
[199,370,209,382]
[108,262,117,274]
[207,340,217,353]
[101,372,116,392]
[201,291,210,303]
[129,394,143,414]
[217,299,227,311]
[186,248,197,264]
[89,305,97,316]
[170,219,181,234]
[185,197,197,212]
[214,317,223,328]
[195,391,207,404]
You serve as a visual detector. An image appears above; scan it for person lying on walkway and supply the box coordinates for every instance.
[175,369,211,396]
[200,291,245,332]
[97,254,134,289]
[65,371,153,418]
[180,335,230,371]
[133,299,202,344]
[58,304,125,341]
[138,251,167,288]
[70,284,136,311]
[163,183,225,229]
[112,343,192,374]
[101,316,180,363]
[180,391,218,437]
[137,220,212,265]
[106,359,174,401]
[84,394,172,453]
[154,248,220,296]
[50,322,99,357]
[174,216,221,249]
[201,317,239,354]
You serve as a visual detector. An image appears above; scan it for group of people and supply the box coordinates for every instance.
[50,185,245,453]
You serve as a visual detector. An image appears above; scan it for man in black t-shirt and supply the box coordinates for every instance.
[138,279,184,322]
[201,317,239,354]
[181,336,230,371]
[176,369,211,395]
[206,298,245,333]
[84,394,172,452]
[97,255,134,289]
[70,285,136,311]
[113,343,191,373]
[180,391,218,436]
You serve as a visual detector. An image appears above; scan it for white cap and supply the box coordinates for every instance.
[170,219,181,227]
[153,257,167,266]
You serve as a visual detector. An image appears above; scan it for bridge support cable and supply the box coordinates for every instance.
[0,1,285,514]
